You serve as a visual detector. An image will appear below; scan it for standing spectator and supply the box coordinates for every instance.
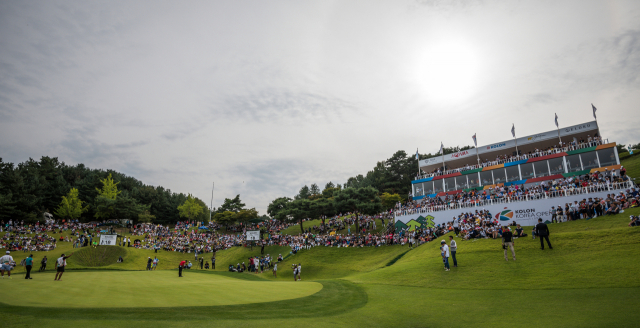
[297,263,302,280]
[449,236,457,268]
[535,219,553,250]
[54,252,73,281]
[502,227,516,261]
[24,254,33,279]
[441,240,450,271]
[0,251,14,279]
[39,256,47,272]
[211,256,216,270]
[273,263,277,278]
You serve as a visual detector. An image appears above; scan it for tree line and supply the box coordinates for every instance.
[0,156,209,224]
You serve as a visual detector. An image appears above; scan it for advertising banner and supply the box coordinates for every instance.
[99,234,118,246]
[395,189,615,230]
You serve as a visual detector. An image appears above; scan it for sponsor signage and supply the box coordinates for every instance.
[450,150,469,159]
[99,234,117,246]
[395,188,613,227]
[246,230,260,241]
[486,143,506,150]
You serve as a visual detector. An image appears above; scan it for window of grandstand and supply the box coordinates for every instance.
[468,176,480,189]
[444,177,456,192]
[566,154,582,172]
[480,171,493,186]
[581,151,599,170]
[597,148,616,167]
[534,161,550,177]
[506,165,521,182]
[493,168,507,184]
[549,157,564,175]
[455,176,467,190]
[414,183,424,196]
[520,162,535,179]
[424,181,434,195]
[433,180,444,193]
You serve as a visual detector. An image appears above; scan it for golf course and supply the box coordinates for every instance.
[0,154,638,328]
[2,204,640,327]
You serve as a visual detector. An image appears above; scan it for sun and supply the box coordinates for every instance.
[417,42,479,104]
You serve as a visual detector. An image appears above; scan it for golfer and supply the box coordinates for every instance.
[441,240,450,271]
[273,263,277,278]
[54,252,73,281]
[25,254,33,279]
[179,259,186,277]
[0,251,14,279]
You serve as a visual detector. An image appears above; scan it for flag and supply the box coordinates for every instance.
[415,148,419,160]
[555,113,559,128]
[472,133,477,146]
[592,103,597,119]
[438,142,444,155]
[511,124,515,138]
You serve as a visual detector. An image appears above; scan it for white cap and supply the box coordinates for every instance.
[5,251,9,254]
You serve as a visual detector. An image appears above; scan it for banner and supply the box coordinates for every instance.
[99,234,118,246]
[246,230,260,241]
[395,189,616,229]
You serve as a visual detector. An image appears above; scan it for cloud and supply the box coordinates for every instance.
[214,88,357,123]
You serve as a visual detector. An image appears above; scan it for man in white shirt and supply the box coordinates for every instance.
[449,236,458,268]
[441,240,450,271]
[54,252,73,281]
[0,251,14,278]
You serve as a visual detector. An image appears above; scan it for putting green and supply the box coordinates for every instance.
[1,271,322,308]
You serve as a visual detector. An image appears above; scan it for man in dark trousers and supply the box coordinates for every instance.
[535,218,553,250]
[179,259,186,277]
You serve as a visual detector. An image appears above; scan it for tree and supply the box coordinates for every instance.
[267,197,292,222]
[235,208,259,225]
[96,173,121,200]
[324,181,335,190]
[296,185,311,200]
[310,197,335,231]
[310,183,321,196]
[285,198,312,233]
[138,210,156,224]
[380,192,403,210]
[334,186,383,234]
[54,188,88,221]
[216,195,245,213]
[213,211,237,227]
[178,194,204,222]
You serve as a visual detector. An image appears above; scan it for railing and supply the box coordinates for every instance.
[396,180,633,217]
[415,139,608,180]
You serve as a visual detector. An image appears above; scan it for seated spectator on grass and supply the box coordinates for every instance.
[515,224,527,237]
[629,216,640,227]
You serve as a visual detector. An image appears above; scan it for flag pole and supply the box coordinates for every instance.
[209,182,214,222]
[592,104,601,140]
[473,134,479,165]
[512,124,519,156]
[441,142,445,173]
[555,113,562,146]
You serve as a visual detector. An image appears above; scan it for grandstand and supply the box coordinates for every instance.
[400,120,633,227]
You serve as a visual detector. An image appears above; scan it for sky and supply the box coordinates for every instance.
[1,0,639,214]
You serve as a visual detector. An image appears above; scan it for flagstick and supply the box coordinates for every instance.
[514,132,519,157]
[557,127,562,146]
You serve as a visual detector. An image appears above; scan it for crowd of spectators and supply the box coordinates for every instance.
[399,170,634,217]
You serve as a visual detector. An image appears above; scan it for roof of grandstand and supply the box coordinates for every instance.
[419,120,600,173]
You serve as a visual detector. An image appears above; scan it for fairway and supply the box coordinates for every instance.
[0,271,322,308]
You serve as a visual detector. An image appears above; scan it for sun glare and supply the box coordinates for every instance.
[418,42,479,104]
